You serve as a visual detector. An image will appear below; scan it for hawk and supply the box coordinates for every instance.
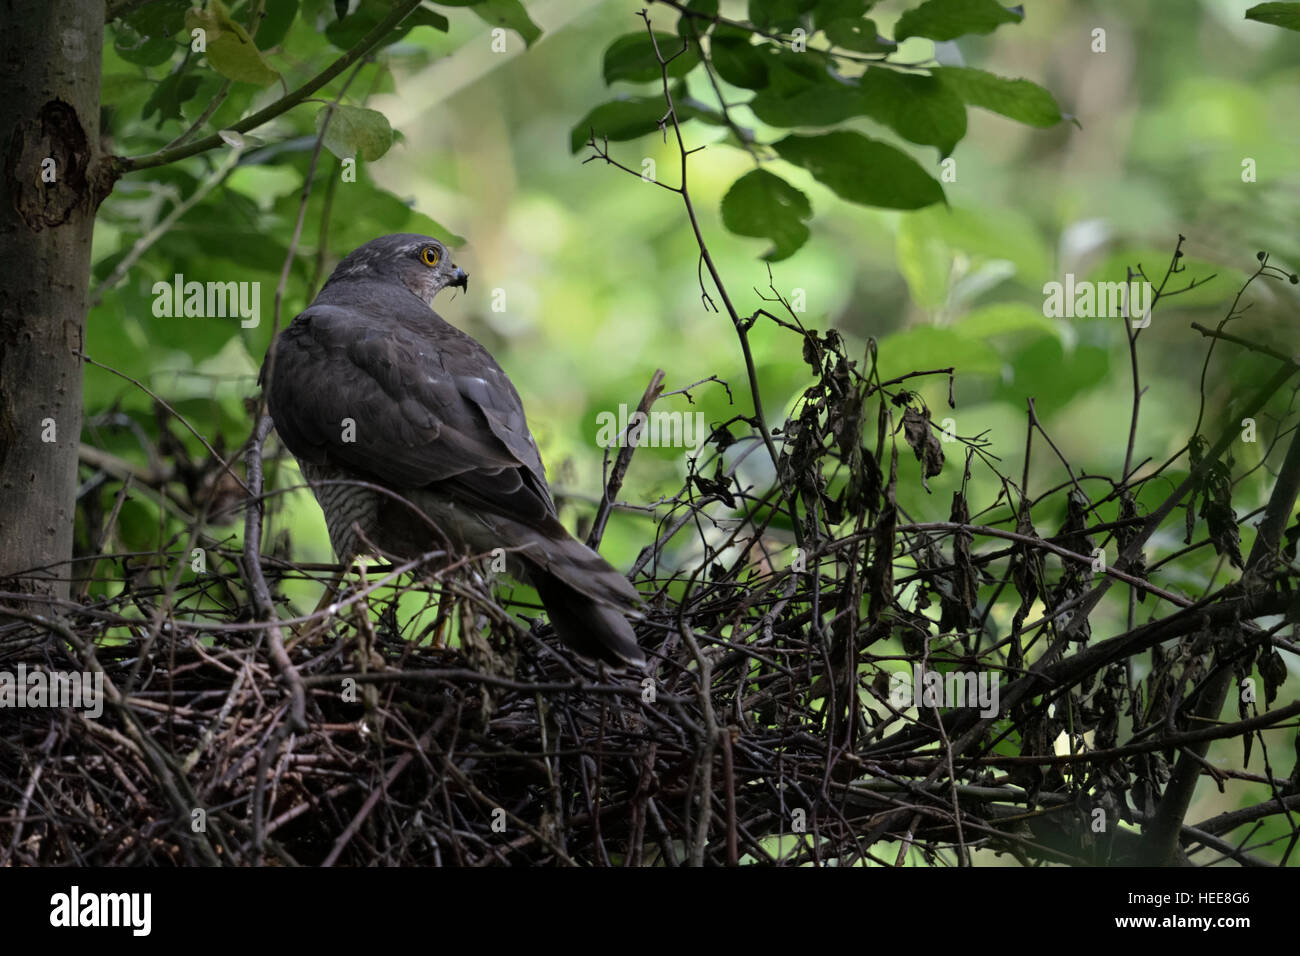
[260,233,645,667]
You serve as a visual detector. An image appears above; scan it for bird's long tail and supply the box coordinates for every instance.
[530,571,645,667]
[522,532,645,667]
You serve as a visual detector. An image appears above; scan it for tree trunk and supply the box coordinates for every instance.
[0,1,111,609]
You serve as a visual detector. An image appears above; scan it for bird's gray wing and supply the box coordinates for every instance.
[447,345,556,513]
[263,301,558,529]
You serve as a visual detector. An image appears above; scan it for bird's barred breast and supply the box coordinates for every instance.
[299,461,377,562]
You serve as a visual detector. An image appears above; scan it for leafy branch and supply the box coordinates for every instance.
[114,0,427,175]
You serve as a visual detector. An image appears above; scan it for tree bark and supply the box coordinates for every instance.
[0,1,112,608]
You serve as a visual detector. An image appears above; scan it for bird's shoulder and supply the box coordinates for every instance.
[265,288,551,505]
[282,292,492,373]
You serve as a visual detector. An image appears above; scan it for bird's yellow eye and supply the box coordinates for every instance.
[421,246,441,267]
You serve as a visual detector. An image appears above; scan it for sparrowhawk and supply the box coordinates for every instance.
[260,233,645,667]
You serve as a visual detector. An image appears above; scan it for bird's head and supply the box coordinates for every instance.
[324,233,468,307]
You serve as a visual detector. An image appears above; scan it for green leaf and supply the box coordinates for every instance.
[603,31,699,84]
[773,131,946,210]
[823,18,896,53]
[749,0,816,32]
[720,168,813,261]
[748,0,795,31]
[746,53,852,124]
[293,180,466,245]
[956,303,1063,343]
[710,35,769,89]
[114,0,185,64]
[748,83,864,127]
[677,0,719,38]
[186,0,280,86]
[877,327,1001,382]
[752,52,966,131]
[255,0,300,49]
[895,0,1023,42]
[124,0,189,36]
[813,0,872,26]
[316,105,394,161]
[465,0,543,47]
[936,67,1063,127]
[995,339,1109,410]
[859,69,966,157]
[406,211,467,248]
[1245,2,1300,30]
[570,96,708,153]
[101,73,152,104]
[325,0,449,50]
[114,27,178,66]
[408,7,453,32]
[765,49,829,93]
[141,71,202,127]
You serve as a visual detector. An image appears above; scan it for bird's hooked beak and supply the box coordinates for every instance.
[450,265,469,293]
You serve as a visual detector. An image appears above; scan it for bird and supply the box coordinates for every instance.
[259,233,645,667]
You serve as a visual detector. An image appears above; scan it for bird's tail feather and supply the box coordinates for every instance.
[528,561,645,667]
[522,531,644,611]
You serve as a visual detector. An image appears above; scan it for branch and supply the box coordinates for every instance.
[1189,321,1300,368]
[1141,421,1300,863]
[898,521,1192,607]
[115,0,424,174]
[867,587,1292,757]
[588,369,665,550]
[242,414,306,733]
[90,144,244,306]
[1194,793,1300,837]
[634,13,802,549]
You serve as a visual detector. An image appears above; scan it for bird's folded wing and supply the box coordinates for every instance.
[265,304,557,529]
